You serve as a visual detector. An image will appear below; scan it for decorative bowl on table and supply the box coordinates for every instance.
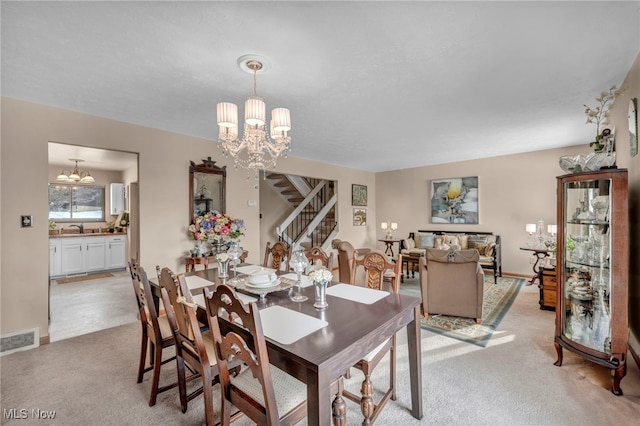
[247,271,279,288]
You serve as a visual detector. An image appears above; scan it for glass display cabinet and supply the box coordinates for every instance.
[554,169,628,395]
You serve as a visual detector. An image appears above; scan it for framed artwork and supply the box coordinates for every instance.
[352,184,367,206]
[430,176,479,224]
[353,208,367,226]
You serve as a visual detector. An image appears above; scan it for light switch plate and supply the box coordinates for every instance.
[247,199,256,207]
[20,215,33,228]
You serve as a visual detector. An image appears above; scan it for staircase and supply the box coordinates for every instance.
[265,173,338,251]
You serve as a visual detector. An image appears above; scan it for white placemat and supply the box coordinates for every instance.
[192,292,257,310]
[279,273,313,288]
[236,265,276,275]
[326,284,389,305]
[184,275,214,292]
[259,305,328,345]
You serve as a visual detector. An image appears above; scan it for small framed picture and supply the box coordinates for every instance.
[353,208,367,226]
[352,184,367,206]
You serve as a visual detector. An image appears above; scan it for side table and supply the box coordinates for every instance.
[538,265,557,311]
[378,238,402,257]
[519,247,549,285]
[401,254,421,282]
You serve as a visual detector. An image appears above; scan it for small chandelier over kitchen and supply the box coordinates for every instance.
[56,159,95,184]
[216,55,291,176]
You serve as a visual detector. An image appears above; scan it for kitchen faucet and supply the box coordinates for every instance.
[70,224,84,233]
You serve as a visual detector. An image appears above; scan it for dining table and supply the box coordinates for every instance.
[151,264,423,425]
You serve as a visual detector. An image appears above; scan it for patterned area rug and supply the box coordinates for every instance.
[400,275,525,347]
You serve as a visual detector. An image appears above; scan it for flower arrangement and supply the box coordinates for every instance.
[188,211,245,244]
[309,268,333,284]
[584,85,623,151]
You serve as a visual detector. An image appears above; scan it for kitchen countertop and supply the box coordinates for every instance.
[49,232,127,238]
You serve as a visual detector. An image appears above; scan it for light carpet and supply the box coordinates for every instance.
[2,283,640,424]
[400,274,525,347]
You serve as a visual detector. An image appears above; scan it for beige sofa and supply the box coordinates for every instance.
[418,248,484,323]
[401,231,502,284]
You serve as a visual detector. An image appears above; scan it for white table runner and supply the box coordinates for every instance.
[184,275,215,292]
[279,273,313,288]
[326,284,389,305]
[192,292,257,310]
[259,306,328,345]
[236,265,276,275]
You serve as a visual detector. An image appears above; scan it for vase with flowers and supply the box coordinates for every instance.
[188,211,245,255]
[584,85,622,153]
[309,268,333,309]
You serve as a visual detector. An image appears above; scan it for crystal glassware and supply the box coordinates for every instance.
[289,250,309,302]
[227,242,243,285]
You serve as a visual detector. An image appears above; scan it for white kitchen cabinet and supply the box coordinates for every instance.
[49,239,61,277]
[53,235,121,277]
[60,238,84,275]
[106,235,127,269]
[110,183,125,215]
[84,237,106,272]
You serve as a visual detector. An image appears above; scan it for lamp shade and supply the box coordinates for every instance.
[381,222,388,230]
[548,224,557,234]
[391,222,398,231]
[526,224,537,233]
[217,102,238,128]
[245,96,266,126]
[271,108,291,131]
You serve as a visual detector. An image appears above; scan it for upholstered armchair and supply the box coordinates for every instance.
[331,239,371,284]
[419,248,484,323]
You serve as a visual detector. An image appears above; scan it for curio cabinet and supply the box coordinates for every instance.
[554,169,628,395]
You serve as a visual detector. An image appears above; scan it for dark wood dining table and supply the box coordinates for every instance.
[151,266,423,425]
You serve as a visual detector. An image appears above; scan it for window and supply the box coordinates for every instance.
[48,184,105,221]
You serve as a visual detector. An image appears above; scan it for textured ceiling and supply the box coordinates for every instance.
[2,1,639,172]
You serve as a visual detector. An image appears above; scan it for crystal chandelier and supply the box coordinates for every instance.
[56,159,95,183]
[216,55,291,175]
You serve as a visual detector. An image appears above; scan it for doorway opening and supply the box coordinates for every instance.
[47,142,139,342]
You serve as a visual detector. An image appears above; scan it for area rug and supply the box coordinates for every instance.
[56,272,113,284]
[400,275,525,347]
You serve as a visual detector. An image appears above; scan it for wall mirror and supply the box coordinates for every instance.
[189,157,226,221]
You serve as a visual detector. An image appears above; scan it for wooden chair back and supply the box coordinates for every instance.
[162,277,222,424]
[263,241,291,271]
[305,246,333,270]
[157,267,194,340]
[204,284,305,425]
[351,250,402,294]
[131,264,163,344]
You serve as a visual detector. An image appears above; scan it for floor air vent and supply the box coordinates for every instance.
[1,328,39,356]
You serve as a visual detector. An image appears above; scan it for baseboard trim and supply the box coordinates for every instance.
[40,335,50,346]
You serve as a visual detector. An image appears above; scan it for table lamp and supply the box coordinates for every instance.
[526,223,537,247]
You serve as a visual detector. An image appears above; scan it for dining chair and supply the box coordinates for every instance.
[203,283,308,425]
[263,241,291,271]
[332,239,370,284]
[129,262,178,407]
[161,273,230,426]
[345,250,402,425]
[305,246,334,270]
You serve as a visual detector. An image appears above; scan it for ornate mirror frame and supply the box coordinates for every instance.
[189,157,226,221]
[629,98,638,157]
